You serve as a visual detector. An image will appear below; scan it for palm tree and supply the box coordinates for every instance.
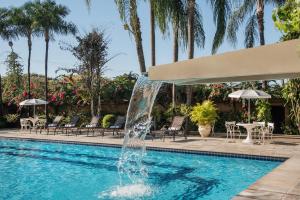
[227,0,284,88]
[115,0,146,73]
[10,2,38,100]
[32,0,77,121]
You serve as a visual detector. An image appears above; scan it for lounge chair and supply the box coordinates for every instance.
[46,116,63,135]
[80,116,101,136]
[61,116,80,136]
[161,116,186,141]
[102,116,126,137]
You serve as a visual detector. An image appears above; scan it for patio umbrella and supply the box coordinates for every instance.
[19,98,48,117]
[228,89,271,123]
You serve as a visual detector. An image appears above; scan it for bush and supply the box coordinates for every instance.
[190,100,218,126]
[4,114,20,123]
[102,114,115,128]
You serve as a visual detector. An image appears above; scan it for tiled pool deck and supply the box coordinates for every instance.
[1,129,300,199]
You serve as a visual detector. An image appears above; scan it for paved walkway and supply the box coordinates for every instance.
[1,129,300,199]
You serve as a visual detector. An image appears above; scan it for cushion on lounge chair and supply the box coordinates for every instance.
[65,124,75,128]
[109,125,121,129]
[48,123,57,127]
[86,124,97,128]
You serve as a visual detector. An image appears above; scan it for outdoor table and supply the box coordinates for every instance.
[236,123,263,144]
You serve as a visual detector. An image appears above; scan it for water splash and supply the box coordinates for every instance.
[118,76,162,184]
[98,76,162,199]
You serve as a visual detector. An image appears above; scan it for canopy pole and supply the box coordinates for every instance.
[248,99,251,123]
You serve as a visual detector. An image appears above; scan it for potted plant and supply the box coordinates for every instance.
[190,100,218,137]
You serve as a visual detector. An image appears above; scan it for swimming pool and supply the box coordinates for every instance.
[0,139,282,200]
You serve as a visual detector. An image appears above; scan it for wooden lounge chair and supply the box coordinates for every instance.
[61,116,80,136]
[102,116,126,137]
[80,116,101,136]
[46,116,63,135]
[161,116,186,141]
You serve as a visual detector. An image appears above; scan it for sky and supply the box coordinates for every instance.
[0,0,283,79]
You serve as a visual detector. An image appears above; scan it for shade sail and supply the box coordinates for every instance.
[228,90,271,99]
[148,39,300,85]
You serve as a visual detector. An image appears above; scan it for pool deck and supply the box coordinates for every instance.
[1,129,300,199]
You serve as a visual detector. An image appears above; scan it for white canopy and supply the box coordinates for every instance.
[19,99,48,117]
[228,90,271,123]
[19,99,48,106]
[228,89,271,99]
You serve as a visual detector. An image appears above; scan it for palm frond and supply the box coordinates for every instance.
[209,0,231,54]
[114,0,130,23]
[194,4,205,49]
[244,13,258,48]
[227,0,255,46]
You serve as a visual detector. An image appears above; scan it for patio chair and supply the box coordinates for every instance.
[225,121,236,140]
[20,119,31,132]
[252,121,265,140]
[61,116,80,136]
[46,116,63,135]
[260,123,274,144]
[30,118,46,134]
[80,116,101,136]
[225,121,243,140]
[102,116,126,137]
[161,116,186,141]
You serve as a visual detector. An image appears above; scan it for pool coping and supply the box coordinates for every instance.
[1,134,300,199]
[0,135,287,162]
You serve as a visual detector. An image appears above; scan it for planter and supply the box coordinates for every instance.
[198,124,212,137]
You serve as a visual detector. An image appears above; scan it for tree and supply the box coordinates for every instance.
[10,2,38,100]
[227,0,284,89]
[60,29,112,117]
[115,0,146,73]
[32,0,77,121]
[4,46,24,100]
[272,0,300,41]
[228,0,285,47]
[273,0,300,133]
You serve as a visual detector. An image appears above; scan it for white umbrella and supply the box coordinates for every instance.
[228,89,271,123]
[19,98,48,117]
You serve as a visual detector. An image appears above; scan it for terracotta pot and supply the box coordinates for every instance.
[198,124,212,137]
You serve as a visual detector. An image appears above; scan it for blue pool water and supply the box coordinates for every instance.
[0,139,281,200]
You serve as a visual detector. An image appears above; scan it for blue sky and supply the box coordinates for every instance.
[0,0,283,78]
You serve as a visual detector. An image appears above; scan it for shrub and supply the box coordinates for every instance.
[256,100,272,122]
[102,114,115,128]
[190,100,218,126]
[4,114,20,123]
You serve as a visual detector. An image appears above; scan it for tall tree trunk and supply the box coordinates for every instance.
[172,25,179,109]
[89,63,95,117]
[44,33,49,122]
[27,35,32,99]
[27,35,32,117]
[130,0,146,73]
[0,75,3,116]
[96,66,101,117]
[186,0,195,106]
[150,1,155,66]
[185,0,195,135]
[256,0,267,89]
